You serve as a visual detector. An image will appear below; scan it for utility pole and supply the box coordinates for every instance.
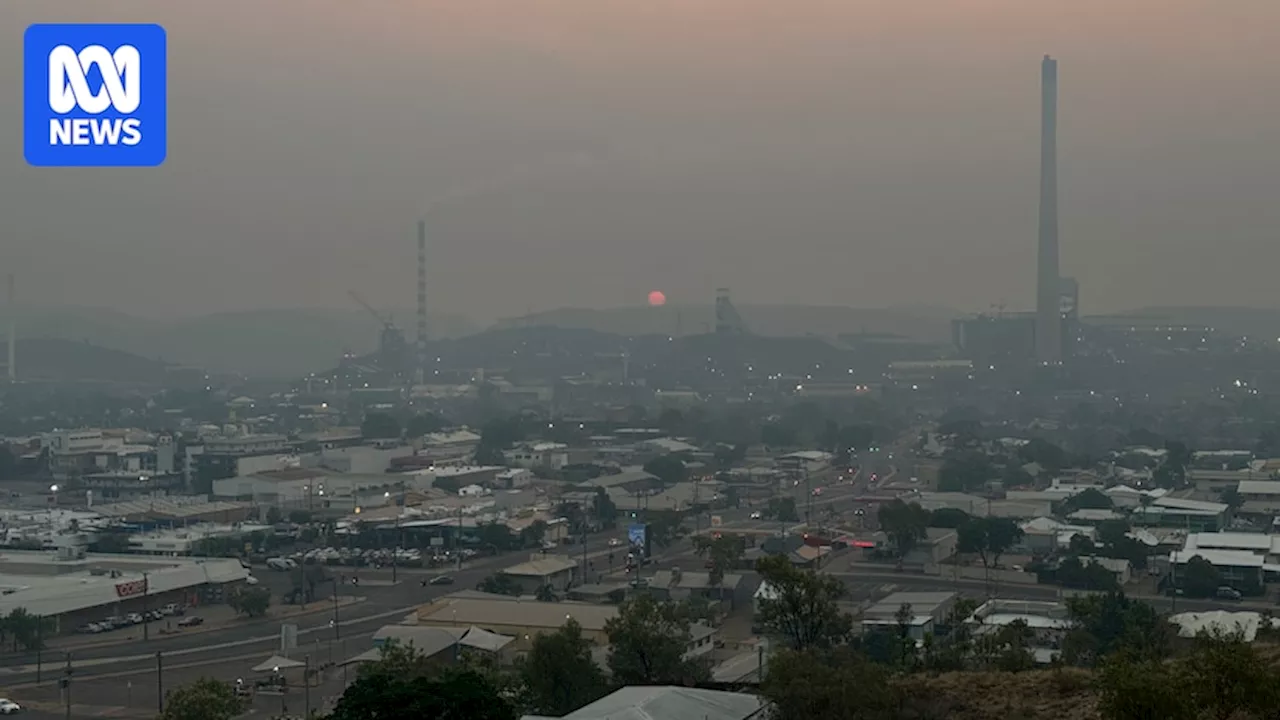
[35,620,42,684]
[142,571,150,641]
[304,654,312,719]
[332,579,341,640]
[156,651,164,713]
[62,652,71,720]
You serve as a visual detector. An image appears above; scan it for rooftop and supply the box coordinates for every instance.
[503,556,579,577]
[417,595,617,632]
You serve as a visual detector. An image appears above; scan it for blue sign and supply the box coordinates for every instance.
[24,23,168,167]
[627,523,647,554]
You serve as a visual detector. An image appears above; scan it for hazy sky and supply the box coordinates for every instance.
[3,0,1279,323]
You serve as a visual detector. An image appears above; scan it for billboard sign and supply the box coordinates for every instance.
[627,523,648,557]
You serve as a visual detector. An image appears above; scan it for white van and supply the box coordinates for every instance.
[266,557,295,571]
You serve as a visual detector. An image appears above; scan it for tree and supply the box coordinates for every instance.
[761,422,799,448]
[361,412,401,440]
[693,533,746,592]
[644,510,686,549]
[227,586,271,618]
[642,455,687,486]
[0,608,52,652]
[1062,487,1112,513]
[592,489,618,529]
[1096,655,1197,720]
[520,520,548,548]
[519,619,608,717]
[761,647,903,720]
[328,644,517,720]
[877,499,929,560]
[937,450,994,492]
[1061,590,1172,666]
[477,573,522,596]
[766,497,799,522]
[604,594,709,685]
[754,555,852,651]
[1017,437,1067,470]
[287,564,330,605]
[956,517,1024,570]
[1181,555,1222,598]
[534,583,556,602]
[475,522,520,552]
[405,412,446,438]
[159,678,245,720]
[927,508,970,529]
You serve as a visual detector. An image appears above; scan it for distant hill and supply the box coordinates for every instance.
[0,337,173,383]
[0,306,477,379]
[494,304,957,342]
[1106,306,1280,338]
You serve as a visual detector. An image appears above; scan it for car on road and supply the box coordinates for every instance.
[1216,586,1243,601]
[177,615,204,627]
[608,538,622,547]
[429,575,455,586]
[0,698,22,714]
[749,511,762,520]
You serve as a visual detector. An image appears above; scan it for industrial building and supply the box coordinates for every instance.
[0,549,251,633]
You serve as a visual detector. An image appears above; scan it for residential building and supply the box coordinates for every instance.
[415,594,616,645]
[505,442,570,471]
[500,555,579,593]
[521,686,764,720]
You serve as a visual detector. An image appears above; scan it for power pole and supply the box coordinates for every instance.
[304,654,312,719]
[62,652,71,720]
[332,579,341,640]
[156,651,164,713]
[142,572,150,641]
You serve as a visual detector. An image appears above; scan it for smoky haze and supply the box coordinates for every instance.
[3,0,1280,324]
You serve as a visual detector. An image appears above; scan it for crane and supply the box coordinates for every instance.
[348,290,396,331]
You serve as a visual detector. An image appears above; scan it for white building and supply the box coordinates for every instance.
[505,442,569,471]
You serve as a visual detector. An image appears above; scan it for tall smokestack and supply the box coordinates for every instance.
[6,274,14,381]
[1035,55,1062,364]
[415,221,427,385]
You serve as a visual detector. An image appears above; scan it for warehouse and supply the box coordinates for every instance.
[0,548,252,633]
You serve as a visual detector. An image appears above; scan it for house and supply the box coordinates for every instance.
[648,570,746,606]
[523,686,764,720]
[501,555,579,593]
[861,591,958,640]
[416,594,616,645]
[505,442,570,471]
[1132,497,1230,532]
[1081,556,1132,586]
[1169,549,1264,588]
[967,599,1071,664]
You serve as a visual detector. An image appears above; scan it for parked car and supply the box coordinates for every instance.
[1216,586,1244,601]
[178,616,204,627]
[125,613,144,625]
[161,603,184,616]
[0,698,21,714]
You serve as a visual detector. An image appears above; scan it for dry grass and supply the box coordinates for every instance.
[894,668,1101,720]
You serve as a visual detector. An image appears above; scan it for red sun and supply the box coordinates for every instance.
[647,290,667,307]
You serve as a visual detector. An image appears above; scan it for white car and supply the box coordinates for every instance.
[608,538,622,547]
[749,511,762,520]
[0,698,21,714]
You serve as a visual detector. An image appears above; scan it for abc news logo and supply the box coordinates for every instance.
[48,44,144,147]
[23,24,167,167]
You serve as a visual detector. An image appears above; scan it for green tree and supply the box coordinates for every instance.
[0,608,52,652]
[956,516,1025,570]
[1181,555,1222,598]
[1061,590,1172,666]
[937,450,993,492]
[361,412,401,439]
[328,644,516,720]
[518,619,608,717]
[927,508,970,529]
[592,489,618,529]
[1062,487,1112,513]
[762,647,903,720]
[477,573,522,596]
[693,532,746,593]
[227,586,271,618]
[754,555,852,651]
[1017,437,1067,470]
[159,678,245,720]
[877,499,929,560]
[405,412,447,438]
[1097,654,1197,720]
[642,455,687,486]
[604,594,709,685]
[476,521,520,552]
[766,497,799,522]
